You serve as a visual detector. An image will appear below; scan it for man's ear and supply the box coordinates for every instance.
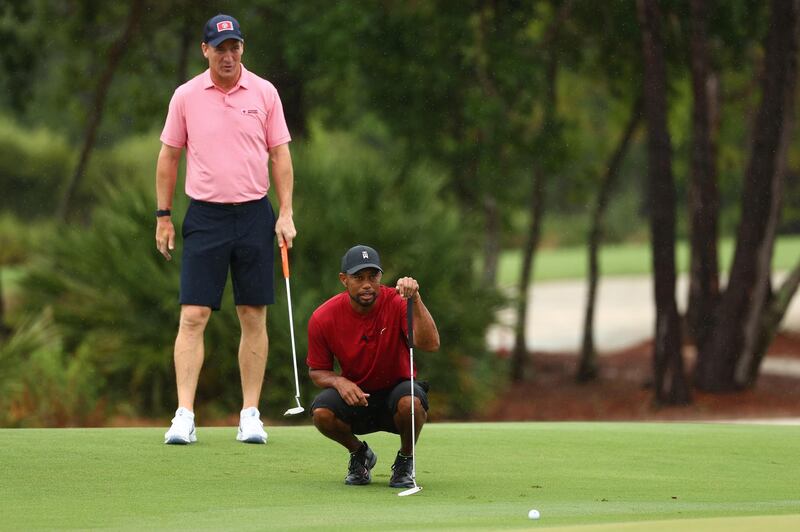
[338,272,347,286]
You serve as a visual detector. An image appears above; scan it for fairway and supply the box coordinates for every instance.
[1,422,799,530]
[496,235,800,285]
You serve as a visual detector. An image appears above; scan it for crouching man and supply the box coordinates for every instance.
[306,245,440,487]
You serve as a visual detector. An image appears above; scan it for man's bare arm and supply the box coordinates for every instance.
[309,369,370,406]
[269,143,296,247]
[155,143,182,260]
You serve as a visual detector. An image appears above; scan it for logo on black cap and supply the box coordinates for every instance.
[341,245,383,275]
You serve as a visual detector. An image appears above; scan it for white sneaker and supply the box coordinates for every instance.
[237,407,268,444]
[164,407,197,444]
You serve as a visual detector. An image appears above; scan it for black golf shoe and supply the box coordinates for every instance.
[389,452,414,488]
[345,441,377,485]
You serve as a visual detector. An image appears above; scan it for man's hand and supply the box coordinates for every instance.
[156,218,175,260]
[275,213,297,249]
[395,277,420,301]
[335,378,371,407]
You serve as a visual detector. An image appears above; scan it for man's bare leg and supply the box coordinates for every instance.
[312,408,362,452]
[394,396,427,455]
[237,305,268,409]
[174,305,212,410]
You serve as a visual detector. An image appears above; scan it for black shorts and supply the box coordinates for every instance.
[180,197,275,310]
[310,380,430,435]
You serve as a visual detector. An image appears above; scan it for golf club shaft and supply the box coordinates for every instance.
[285,277,302,399]
[407,298,417,487]
[281,244,302,401]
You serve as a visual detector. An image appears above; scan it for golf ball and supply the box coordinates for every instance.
[528,509,540,520]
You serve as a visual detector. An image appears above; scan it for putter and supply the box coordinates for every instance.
[280,242,305,416]
[398,297,422,497]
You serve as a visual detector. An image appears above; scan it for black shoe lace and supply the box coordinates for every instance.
[349,450,367,475]
[391,455,413,475]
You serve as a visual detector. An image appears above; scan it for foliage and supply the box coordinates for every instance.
[0,311,101,426]
[16,128,501,422]
[1,1,799,415]
[0,213,31,267]
[289,126,504,418]
[2,1,795,239]
[0,116,74,217]
[0,116,161,219]
[17,171,253,418]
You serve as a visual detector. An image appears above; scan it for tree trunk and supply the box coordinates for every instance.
[471,5,506,289]
[637,0,691,406]
[510,167,546,382]
[686,0,720,351]
[578,97,642,382]
[509,43,559,382]
[174,0,211,85]
[0,269,8,338]
[482,195,501,287]
[57,0,145,221]
[744,259,800,385]
[696,0,799,392]
[175,6,194,86]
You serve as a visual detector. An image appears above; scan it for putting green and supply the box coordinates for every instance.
[545,514,800,531]
[0,422,797,530]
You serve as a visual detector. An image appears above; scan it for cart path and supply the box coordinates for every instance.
[487,274,800,358]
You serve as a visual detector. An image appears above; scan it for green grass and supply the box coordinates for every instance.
[1,422,798,530]
[498,235,800,286]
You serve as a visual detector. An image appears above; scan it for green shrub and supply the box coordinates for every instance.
[0,116,74,217]
[20,178,218,417]
[19,127,501,422]
[0,116,165,221]
[0,311,101,427]
[289,127,502,418]
[78,133,163,208]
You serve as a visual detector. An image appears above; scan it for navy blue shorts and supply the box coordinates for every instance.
[310,380,430,435]
[180,197,275,310]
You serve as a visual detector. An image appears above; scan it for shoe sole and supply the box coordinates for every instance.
[345,451,378,485]
[237,432,267,444]
[164,433,197,445]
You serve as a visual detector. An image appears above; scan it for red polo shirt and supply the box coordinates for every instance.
[306,286,413,392]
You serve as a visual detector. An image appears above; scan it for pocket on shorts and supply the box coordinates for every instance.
[181,203,195,238]
[265,199,276,233]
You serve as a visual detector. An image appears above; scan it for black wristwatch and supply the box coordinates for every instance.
[155,209,172,217]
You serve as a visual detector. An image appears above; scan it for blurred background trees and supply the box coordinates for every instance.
[1,0,799,425]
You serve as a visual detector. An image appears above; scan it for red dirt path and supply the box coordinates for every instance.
[481,332,800,422]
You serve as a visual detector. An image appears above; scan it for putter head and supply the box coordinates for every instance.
[284,406,305,416]
[397,486,422,497]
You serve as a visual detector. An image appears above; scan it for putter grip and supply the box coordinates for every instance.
[280,243,290,279]
[407,298,414,347]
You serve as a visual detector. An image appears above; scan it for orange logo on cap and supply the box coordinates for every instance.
[216,21,233,32]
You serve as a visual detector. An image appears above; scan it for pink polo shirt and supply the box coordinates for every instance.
[160,65,291,203]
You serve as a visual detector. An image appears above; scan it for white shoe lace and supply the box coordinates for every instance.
[239,408,267,440]
[165,408,195,441]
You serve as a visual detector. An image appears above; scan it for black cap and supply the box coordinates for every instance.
[341,245,383,275]
[203,14,244,47]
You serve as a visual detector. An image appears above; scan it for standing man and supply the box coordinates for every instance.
[306,245,440,488]
[156,14,296,444]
